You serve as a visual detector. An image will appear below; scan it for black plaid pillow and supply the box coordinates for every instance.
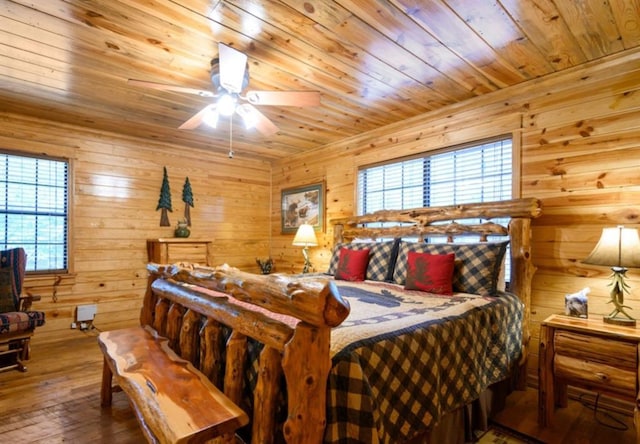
[327,239,399,282]
[393,241,509,295]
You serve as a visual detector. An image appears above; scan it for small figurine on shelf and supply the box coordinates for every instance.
[256,257,274,274]
[174,219,190,238]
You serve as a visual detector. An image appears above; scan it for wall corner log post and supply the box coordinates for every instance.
[332,198,542,390]
[140,263,350,444]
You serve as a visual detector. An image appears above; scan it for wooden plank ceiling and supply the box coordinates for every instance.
[1,0,639,161]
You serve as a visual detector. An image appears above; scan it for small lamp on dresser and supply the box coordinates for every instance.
[583,225,640,326]
[292,224,318,273]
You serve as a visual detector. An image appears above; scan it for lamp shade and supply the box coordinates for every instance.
[583,226,640,268]
[292,224,318,247]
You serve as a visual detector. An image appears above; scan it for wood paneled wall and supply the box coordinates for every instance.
[271,47,640,379]
[0,113,271,344]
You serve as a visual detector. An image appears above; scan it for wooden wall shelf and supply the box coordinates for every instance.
[147,239,212,266]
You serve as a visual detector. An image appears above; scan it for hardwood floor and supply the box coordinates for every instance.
[493,385,637,444]
[0,328,637,443]
[0,327,145,443]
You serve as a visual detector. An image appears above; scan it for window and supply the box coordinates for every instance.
[0,152,69,273]
[358,137,512,214]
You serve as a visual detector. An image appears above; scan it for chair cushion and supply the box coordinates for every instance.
[0,269,15,312]
[0,248,26,311]
[0,310,46,334]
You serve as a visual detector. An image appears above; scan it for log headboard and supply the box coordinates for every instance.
[140,197,542,444]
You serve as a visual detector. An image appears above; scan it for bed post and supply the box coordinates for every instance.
[334,222,344,245]
[140,269,161,327]
[508,216,535,390]
[281,323,331,444]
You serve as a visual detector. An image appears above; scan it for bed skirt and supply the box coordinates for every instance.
[408,377,512,444]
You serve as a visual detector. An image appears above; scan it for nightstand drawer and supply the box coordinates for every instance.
[554,330,637,370]
[554,354,636,398]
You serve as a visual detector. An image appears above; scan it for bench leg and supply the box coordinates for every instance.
[101,356,113,407]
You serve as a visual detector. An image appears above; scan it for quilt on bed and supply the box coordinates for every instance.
[324,280,523,444]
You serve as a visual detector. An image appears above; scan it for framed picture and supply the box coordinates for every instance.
[281,182,324,233]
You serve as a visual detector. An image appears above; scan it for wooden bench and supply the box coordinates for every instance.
[98,325,249,444]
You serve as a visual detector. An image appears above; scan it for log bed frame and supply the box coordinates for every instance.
[137,198,542,444]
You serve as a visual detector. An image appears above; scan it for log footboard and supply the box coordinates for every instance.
[139,264,350,444]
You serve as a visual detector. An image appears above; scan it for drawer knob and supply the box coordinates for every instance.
[594,372,609,382]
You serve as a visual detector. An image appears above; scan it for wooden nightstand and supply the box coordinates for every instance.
[538,314,640,442]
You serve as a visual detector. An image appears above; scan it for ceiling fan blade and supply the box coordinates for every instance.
[245,90,321,107]
[179,104,217,130]
[128,79,216,98]
[242,104,279,136]
[218,43,248,93]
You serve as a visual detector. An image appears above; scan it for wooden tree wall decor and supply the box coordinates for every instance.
[156,166,173,227]
[182,177,194,226]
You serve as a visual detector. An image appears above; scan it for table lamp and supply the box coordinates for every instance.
[292,224,318,273]
[583,226,640,326]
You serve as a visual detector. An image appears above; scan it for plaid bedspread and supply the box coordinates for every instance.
[324,280,523,443]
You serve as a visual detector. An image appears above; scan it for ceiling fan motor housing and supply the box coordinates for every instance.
[210,58,249,92]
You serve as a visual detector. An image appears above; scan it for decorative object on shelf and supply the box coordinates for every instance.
[182,177,194,226]
[565,287,589,318]
[281,182,324,234]
[583,226,640,326]
[174,219,190,238]
[156,166,173,227]
[292,223,318,273]
[256,257,274,275]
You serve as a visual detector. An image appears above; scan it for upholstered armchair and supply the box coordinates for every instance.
[0,248,46,372]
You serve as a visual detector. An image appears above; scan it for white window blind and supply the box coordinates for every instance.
[0,152,69,272]
[358,138,512,214]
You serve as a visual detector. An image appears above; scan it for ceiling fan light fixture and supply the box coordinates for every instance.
[218,93,237,116]
[236,104,257,129]
[203,108,219,128]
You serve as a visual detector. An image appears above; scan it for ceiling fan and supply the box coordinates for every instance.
[128,43,321,137]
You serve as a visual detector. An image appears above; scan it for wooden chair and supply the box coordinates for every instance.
[0,248,45,372]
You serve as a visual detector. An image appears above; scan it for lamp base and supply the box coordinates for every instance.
[603,315,636,327]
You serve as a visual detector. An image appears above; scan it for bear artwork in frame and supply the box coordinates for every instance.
[281,182,324,234]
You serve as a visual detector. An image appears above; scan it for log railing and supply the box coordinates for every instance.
[140,264,350,444]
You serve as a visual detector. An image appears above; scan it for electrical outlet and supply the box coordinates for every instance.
[77,304,97,322]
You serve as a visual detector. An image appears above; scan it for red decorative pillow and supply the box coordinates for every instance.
[335,248,370,281]
[404,251,455,295]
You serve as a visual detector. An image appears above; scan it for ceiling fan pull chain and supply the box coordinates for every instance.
[228,117,233,158]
